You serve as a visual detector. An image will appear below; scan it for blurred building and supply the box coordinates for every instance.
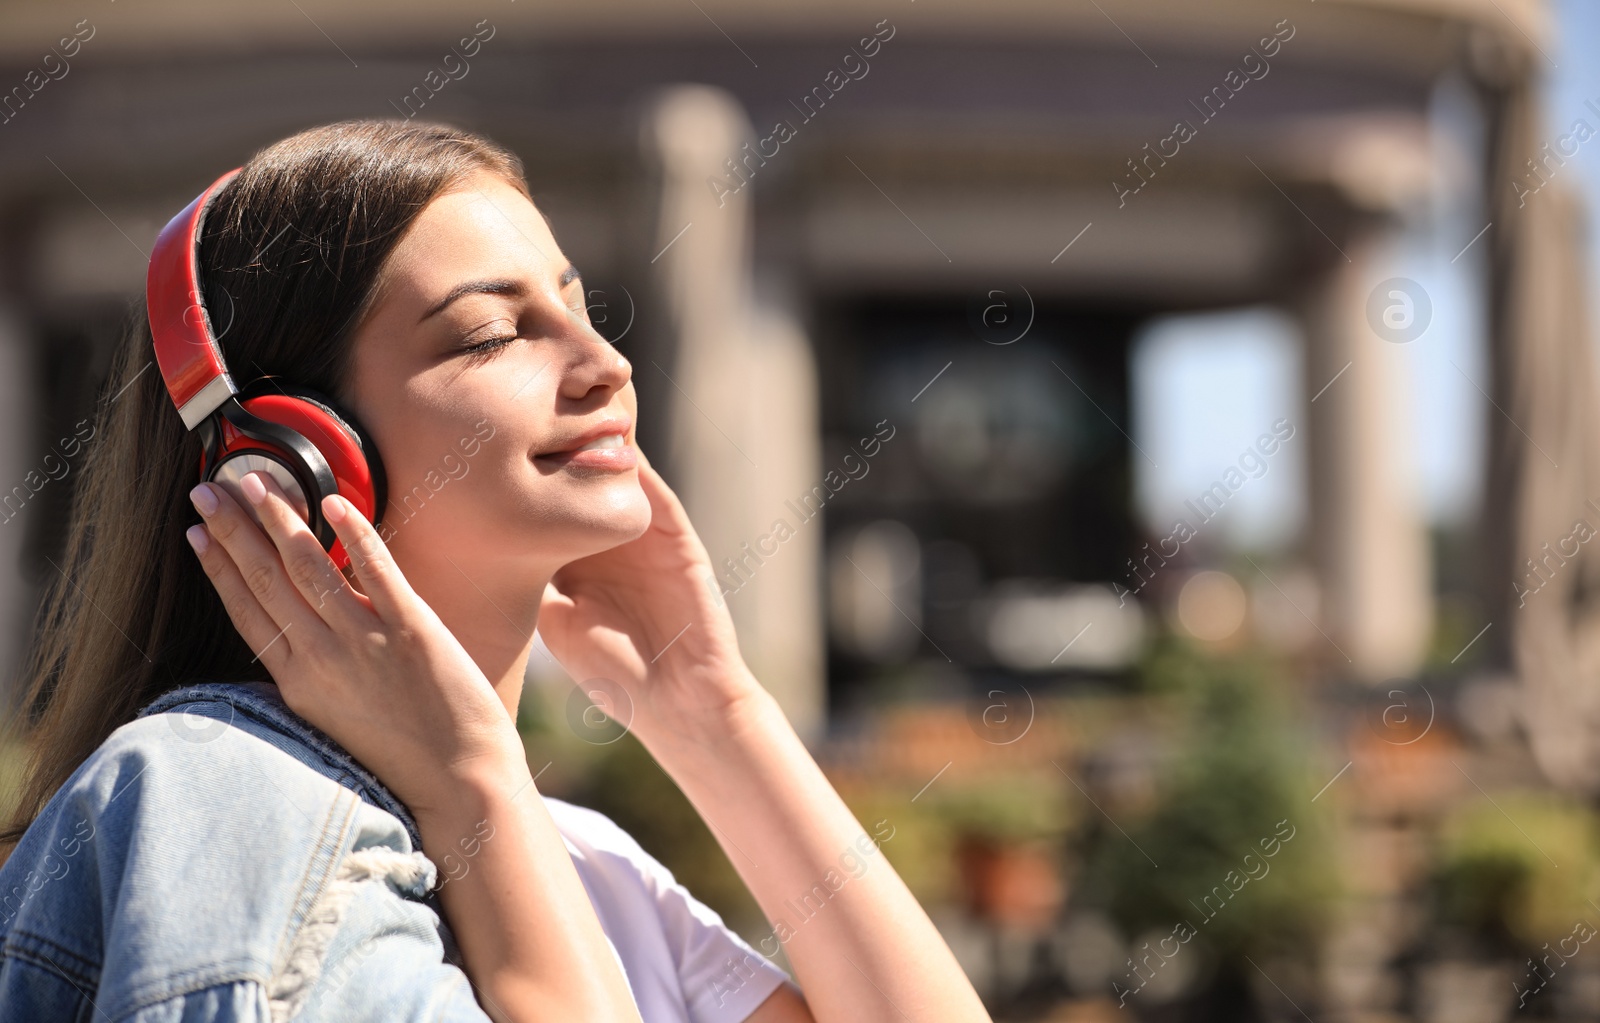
[0,0,1594,774]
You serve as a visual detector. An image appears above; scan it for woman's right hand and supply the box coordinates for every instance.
[185,470,528,817]
[187,471,646,1022]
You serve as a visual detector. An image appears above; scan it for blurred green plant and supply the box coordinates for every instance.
[1431,792,1600,949]
[1075,637,1338,959]
[922,772,1074,844]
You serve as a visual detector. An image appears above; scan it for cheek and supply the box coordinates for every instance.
[371,376,650,557]
[430,445,652,557]
[366,404,501,537]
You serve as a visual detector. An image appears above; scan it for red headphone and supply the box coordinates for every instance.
[148,167,387,570]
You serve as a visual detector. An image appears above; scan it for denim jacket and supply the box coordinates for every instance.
[0,680,491,1022]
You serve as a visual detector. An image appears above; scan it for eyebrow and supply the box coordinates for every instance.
[418,263,583,323]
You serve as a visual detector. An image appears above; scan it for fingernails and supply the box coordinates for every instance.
[185,524,209,555]
[190,483,218,516]
[323,493,347,524]
[240,472,267,506]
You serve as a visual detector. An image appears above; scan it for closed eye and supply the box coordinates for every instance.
[459,333,520,363]
[452,266,585,362]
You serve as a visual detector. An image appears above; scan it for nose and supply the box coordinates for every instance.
[557,318,632,402]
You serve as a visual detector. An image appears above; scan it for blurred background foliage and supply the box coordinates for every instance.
[1076,640,1338,961]
[1429,792,1600,951]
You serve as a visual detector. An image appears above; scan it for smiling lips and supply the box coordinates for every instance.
[535,420,636,471]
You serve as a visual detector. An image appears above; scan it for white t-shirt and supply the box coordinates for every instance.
[543,796,794,1023]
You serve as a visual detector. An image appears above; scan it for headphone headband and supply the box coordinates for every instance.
[147,165,388,567]
[147,167,243,429]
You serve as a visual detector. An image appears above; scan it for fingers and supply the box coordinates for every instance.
[320,491,416,625]
[632,450,708,555]
[185,477,332,643]
[538,580,576,617]
[239,471,373,634]
[184,493,305,675]
[536,582,576,653]
[632,452,676,520]
[184,517,296,675]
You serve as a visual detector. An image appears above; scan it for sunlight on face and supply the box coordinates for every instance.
[344,170,651,576]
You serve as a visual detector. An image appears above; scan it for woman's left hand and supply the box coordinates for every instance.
[541,457,994,1023]
[536,447,766,751]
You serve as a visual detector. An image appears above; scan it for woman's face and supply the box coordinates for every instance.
[343,169,651,576]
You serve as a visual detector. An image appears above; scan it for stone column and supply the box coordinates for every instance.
[641,85,824,740]
[1301,233,1435,682]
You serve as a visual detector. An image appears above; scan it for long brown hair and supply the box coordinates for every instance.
[0,119,530,858]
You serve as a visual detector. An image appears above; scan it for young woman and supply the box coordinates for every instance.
[0,120,990,1022]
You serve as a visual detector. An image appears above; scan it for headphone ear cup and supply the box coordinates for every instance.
[231,379,388,540]
[267,383,388,528]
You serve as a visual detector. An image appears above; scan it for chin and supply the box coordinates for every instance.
[597,482,654,542]
[545,478,653,556]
